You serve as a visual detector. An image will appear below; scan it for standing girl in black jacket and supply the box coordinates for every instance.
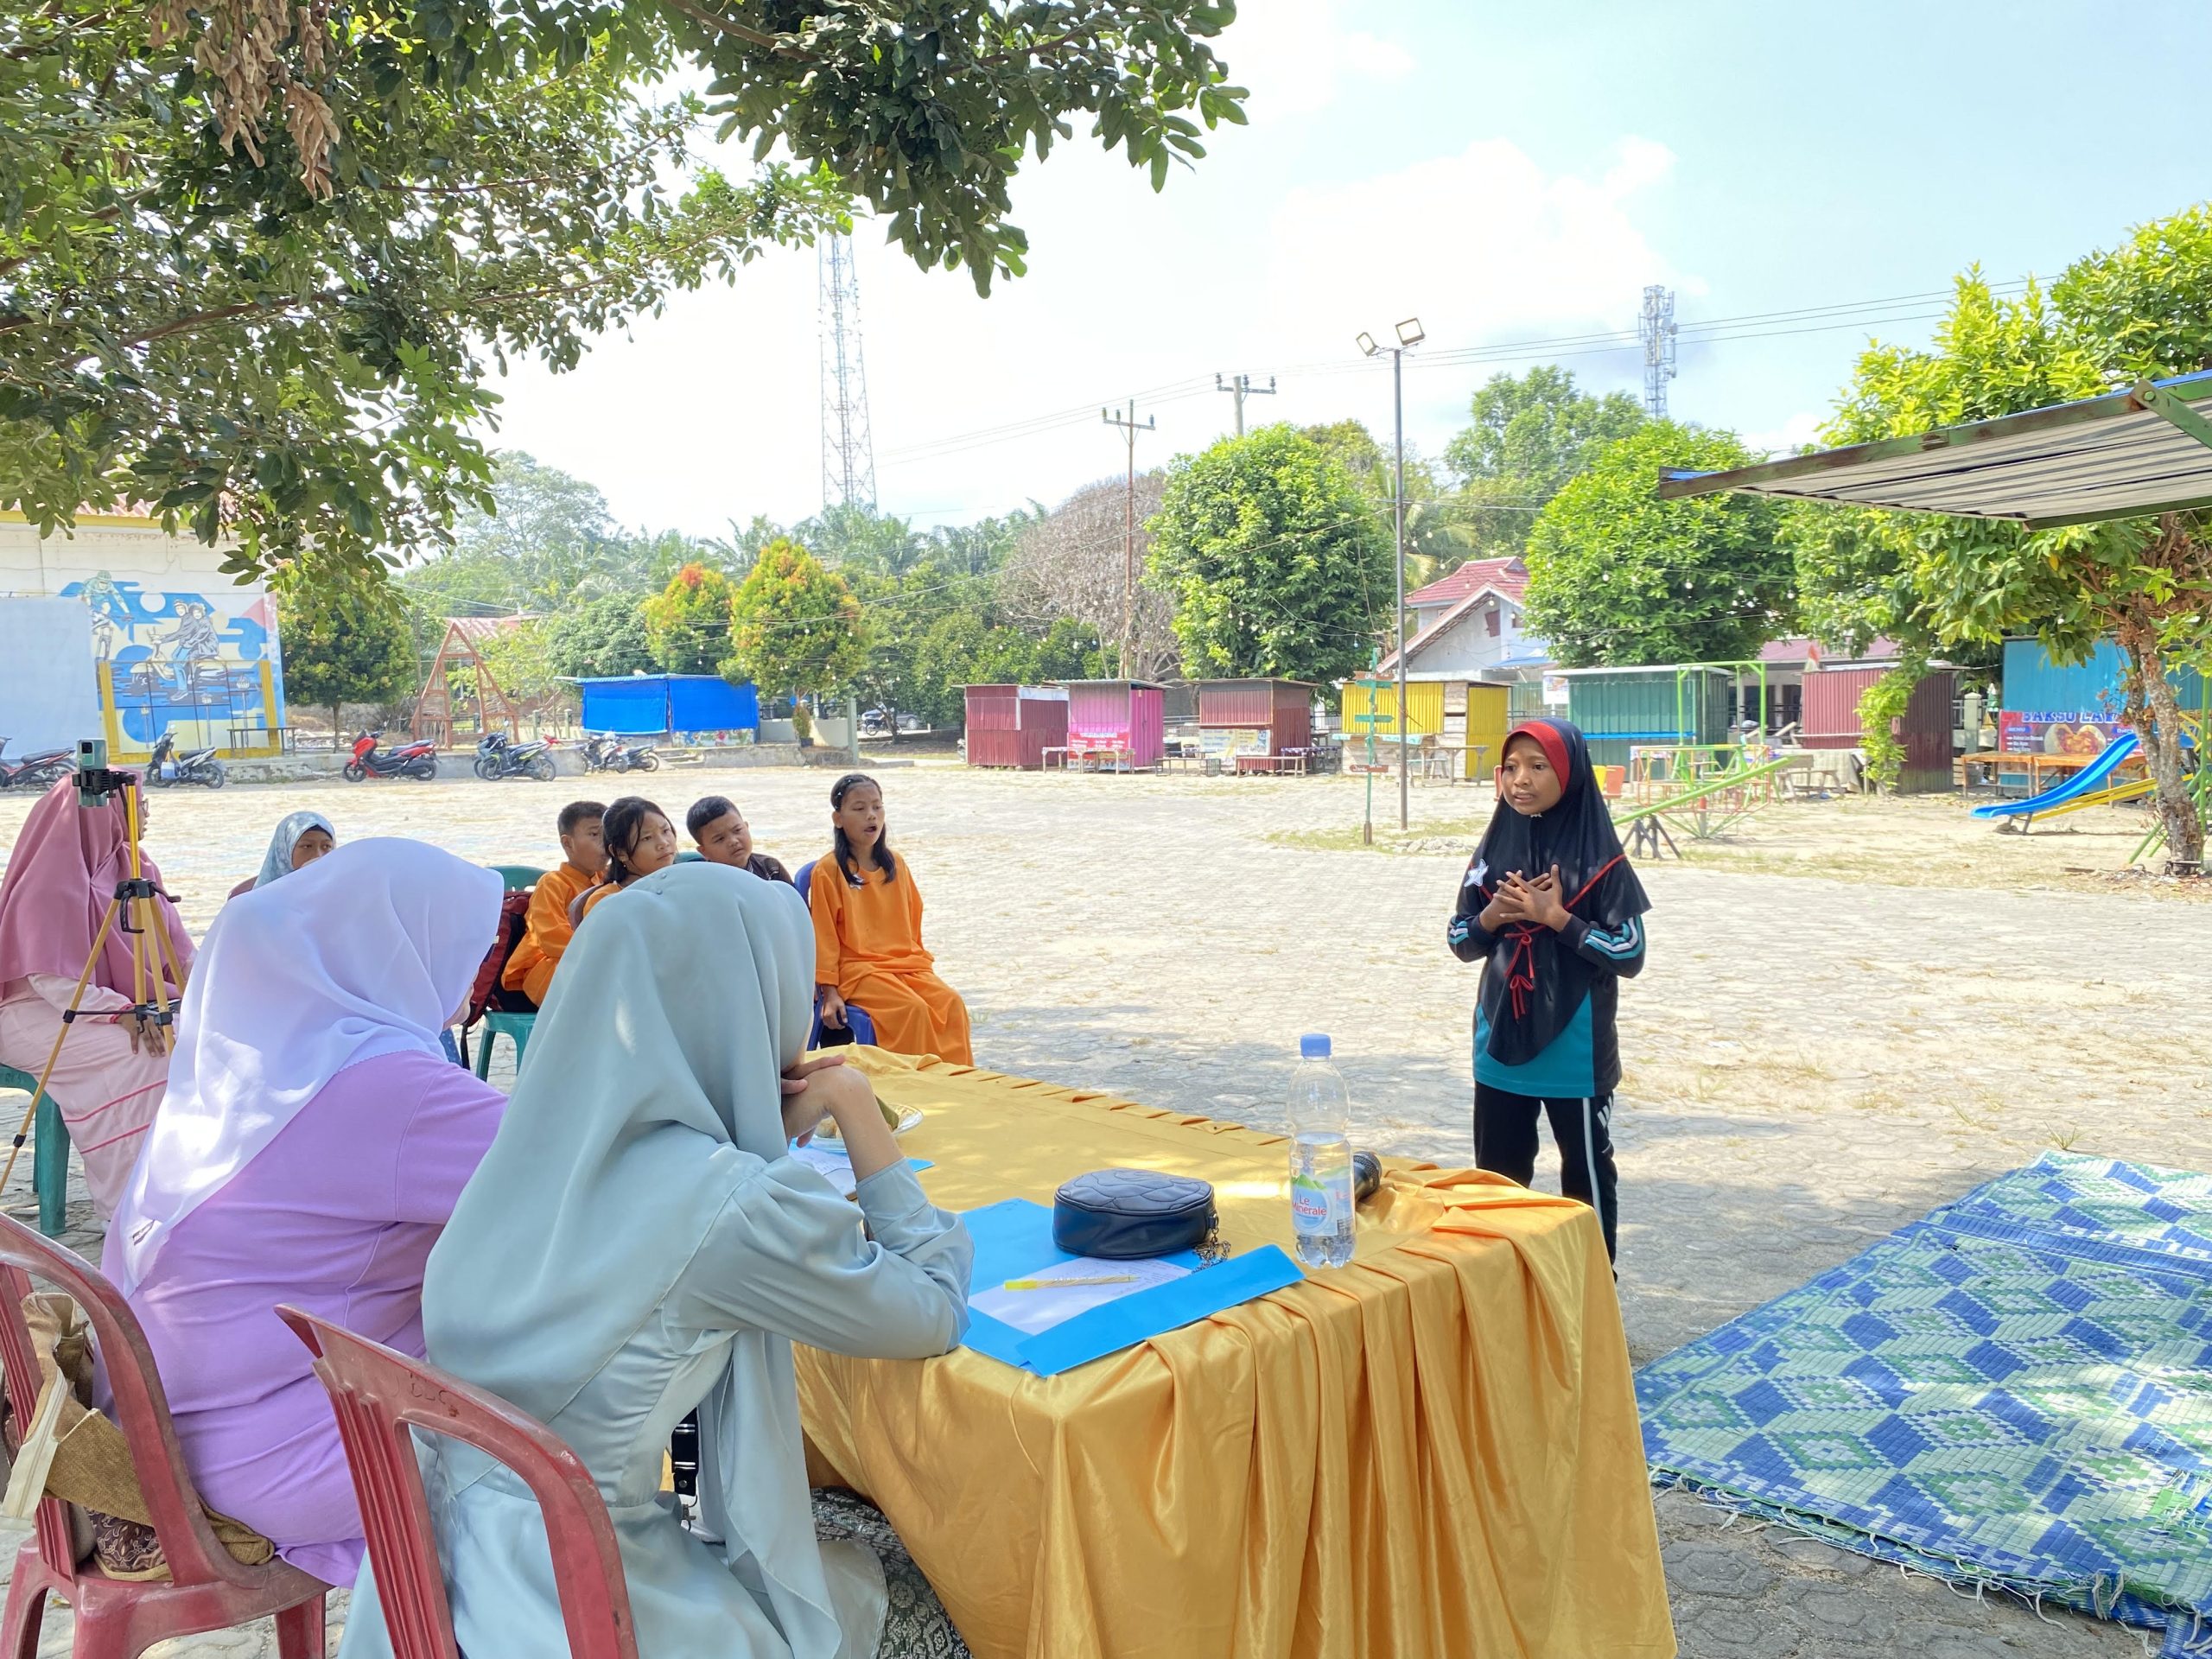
[1448,718,1649,1261]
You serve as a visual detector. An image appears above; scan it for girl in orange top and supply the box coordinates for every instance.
[808,774,973,1065]
[569,797,677,928]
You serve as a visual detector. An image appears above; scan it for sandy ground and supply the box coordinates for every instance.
[1,761,2202,1657]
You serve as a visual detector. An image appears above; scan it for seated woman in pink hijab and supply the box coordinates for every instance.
[0,775,194,1217]
[105,838,505,1586]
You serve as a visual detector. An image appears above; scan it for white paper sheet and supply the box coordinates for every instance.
[791,1142,865,1197]
[969,1255,1191,1337]
[789,1142,931,1198]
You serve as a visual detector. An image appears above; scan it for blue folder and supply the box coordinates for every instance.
[959,1198,1304,1377]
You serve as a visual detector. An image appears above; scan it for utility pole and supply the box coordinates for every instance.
[1357,320,1425,830]
[1101,399,1155,679]
[1213,372,1277,438]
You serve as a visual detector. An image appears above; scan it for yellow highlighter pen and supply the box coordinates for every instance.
[1001,1274,1140,1291]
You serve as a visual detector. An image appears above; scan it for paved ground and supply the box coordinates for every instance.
[2,762,2200,1656]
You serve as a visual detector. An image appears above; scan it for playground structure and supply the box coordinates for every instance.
[1969,711,2206,864]
[1607,745,1802,857]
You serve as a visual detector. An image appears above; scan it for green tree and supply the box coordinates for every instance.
[3,1,1244,585]
[642,563,739,677]
[401,454,623,615]
[798,504,930,576]
[474,618,569,721]
[930,507,1042,578]
[912,612,1041,727]
[1443,367,1646,554]
[1806,214,2212,867]
[547,595,658,681]
[728,540,868,703]
[1300,420,1463,582]
[1032,616,1109,681]
[1523,422,1795,667]
[277,582,421,733]
[1147,425,1393,681]
[702,515,786,575]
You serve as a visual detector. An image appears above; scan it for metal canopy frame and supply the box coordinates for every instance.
[1658,372,2212,530]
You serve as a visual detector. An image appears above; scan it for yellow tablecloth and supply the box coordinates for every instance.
[797,1052,1673,1659]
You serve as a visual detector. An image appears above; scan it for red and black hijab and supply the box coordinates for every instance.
[1466,717,1650,1065]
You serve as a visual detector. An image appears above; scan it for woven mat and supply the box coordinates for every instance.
[1637,1152,2212,1656]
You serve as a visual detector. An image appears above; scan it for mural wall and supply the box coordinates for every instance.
[0,517,285,757]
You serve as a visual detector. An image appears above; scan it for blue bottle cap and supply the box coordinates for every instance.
[1299,1033,1332,1060]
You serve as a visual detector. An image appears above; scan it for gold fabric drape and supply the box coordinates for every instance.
[796,1052,1672,1659]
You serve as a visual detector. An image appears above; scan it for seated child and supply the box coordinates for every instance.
[686,795,792,884]
[570,797,678,926]
[501,800,606,1007]
[806,773,973,1065]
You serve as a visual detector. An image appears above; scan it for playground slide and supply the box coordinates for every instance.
[1970,732,2139,819]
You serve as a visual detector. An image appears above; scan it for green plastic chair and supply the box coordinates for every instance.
[474,864,547,1077]
[0,1065,69,1237]
[471,1014,535,1082]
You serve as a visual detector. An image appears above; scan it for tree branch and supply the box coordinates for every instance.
[652,0,806,58]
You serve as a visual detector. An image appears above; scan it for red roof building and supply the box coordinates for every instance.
[1405,556,1529,618]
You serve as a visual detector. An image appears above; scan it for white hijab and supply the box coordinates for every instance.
[113,839,501,1294]
[421,861,846,1656]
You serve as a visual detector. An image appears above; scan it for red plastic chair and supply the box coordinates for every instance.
[275,1306,638,1659]
[0,1213,327,1659]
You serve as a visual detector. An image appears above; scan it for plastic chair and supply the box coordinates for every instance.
[790,863,875,1049]
[470,1013,535,1082]
[275,1306,638,1659]
[0,1214,328,1658]
[492,864,546,893]
[0,1063,72,1237]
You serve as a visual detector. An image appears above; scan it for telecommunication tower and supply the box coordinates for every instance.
[1638,284,1677,419]
[818,232,878,509]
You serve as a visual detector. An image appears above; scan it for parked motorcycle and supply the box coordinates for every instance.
[474,731,557,783]
[0,738,75,791]
[581,734,659,774]
[146,731,227,790]
[343,730,438,782]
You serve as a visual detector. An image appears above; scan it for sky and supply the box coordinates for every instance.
[476,1,2212,540]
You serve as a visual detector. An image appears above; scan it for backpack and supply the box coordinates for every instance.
[464,888,538,1028]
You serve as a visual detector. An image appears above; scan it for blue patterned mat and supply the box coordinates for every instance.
[1637,1152,2212,1656]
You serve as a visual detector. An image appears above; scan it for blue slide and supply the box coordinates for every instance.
[1970,731,2139,818]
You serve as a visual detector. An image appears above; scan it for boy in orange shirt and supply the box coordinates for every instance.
[501,800,606,1007]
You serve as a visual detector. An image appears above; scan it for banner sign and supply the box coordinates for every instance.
[1995,710,2127,755]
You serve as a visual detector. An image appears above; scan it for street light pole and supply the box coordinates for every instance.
[1358,319,1424,831]
[1392,345,1408,831]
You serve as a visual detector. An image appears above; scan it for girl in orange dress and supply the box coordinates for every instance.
[807,774,973,1065]
[569,797,677,928]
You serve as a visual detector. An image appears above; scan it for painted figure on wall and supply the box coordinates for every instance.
[58,572,282,748]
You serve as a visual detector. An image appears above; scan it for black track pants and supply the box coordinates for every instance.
[1473,1083,1618,1261]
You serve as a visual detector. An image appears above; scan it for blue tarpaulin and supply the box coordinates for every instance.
[573,675,759,734]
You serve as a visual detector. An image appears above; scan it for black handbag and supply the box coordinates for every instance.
[1052,1168,1224,1262]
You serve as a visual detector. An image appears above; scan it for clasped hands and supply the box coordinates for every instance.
[1478,866,1571,933]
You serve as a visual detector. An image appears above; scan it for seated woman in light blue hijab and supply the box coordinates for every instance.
[338,859,974,1659]
[228,810,335,899]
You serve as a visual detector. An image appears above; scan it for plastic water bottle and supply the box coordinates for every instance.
[1288,1033,1356,1268]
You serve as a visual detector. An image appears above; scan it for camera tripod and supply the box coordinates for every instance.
[0,770,186,1200]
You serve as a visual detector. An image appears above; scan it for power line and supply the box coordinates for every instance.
[876,277,2039,467]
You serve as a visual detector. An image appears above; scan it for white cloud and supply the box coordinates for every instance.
[1260,136,1690,351]
[1744,410,1828,457]
[1218,0,1414,121]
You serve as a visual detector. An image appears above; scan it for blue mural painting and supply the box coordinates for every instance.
[58,573,285,747]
